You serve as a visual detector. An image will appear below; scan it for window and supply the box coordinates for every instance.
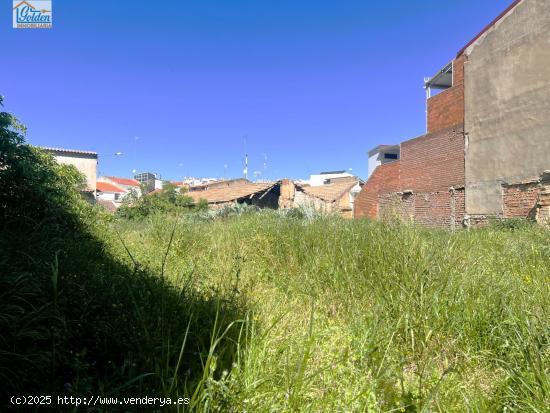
[384,153,398,160]
[115,193,121,201]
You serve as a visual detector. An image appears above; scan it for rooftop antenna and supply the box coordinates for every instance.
[243,154,248,180]
[242,136,248,180]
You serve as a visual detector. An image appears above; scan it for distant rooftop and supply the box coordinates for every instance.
[296,177,360,202]
[96,181,125,193]
[186,181,276,204]
[368,144,399,156]
[104,176,140,187]
[320,170,346,175]
[38,146,98,158]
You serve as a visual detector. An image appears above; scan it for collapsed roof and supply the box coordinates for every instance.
[186,181,277,204]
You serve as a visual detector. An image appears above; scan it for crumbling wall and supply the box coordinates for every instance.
[337,192,353,219]
[278,179,295,209]
[502,182,540,219]
[378,188,465,229]
[537,182,550,225]
[502,171,550,224]
[294,190,335,213]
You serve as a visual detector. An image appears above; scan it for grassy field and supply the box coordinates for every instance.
[106,211,549,412]
[1,122,548,411]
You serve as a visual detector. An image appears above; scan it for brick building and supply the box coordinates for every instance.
[355,0,550,227]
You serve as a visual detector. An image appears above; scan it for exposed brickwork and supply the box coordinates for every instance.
[355,125,466,229]
[378,189,465,229]
[502,182,540,219]
[354,161,400,219]
[454,54,465,85]
[427,55,466,134]
[401,125,465,192]
[413,189,464,229]
[537,184,550,225]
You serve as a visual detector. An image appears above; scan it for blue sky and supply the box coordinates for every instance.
[2,0,512,180]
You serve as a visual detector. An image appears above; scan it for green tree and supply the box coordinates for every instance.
[117,181,196,219]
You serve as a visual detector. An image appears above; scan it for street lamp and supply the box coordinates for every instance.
[97,151,124,179]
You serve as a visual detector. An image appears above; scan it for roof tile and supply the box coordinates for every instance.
[297,177,359,202]
[186,182,276,204]
[105,176,141,187]
[96,181,125,193]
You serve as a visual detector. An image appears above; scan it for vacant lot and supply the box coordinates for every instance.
[111,212,549,412]
[2,131,548,411]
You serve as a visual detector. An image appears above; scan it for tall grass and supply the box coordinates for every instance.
[113,212,549,412]
[2,117,548,410]
[0,128,244,410]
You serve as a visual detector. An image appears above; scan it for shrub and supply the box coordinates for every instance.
[488,216,536,231]
[117,182,196,219]
[0,99,243,404]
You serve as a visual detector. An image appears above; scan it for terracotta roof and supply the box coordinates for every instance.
[186,181,276,204]
[296,177,359,202]
[96,181,125,193]
[172,181,189,188]
[457,0,523,57]
[105,176,140,187]
[38,146,98,157]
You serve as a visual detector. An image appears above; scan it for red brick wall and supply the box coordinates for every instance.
[503,183,540,219]
[427,55,466,134]
[354,161,400,219]
[378,189,465,229]
[356,124,465,228]
[414,190,464,228]
[400,125,465,192]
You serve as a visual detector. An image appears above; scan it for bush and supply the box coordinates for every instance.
[488,216,536,231]
[117,182,196,219]
[0,99,243,405]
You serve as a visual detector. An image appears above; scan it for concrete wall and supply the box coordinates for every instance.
[52,153,97,191]
[309,172,352,187]
[464,0,550,216]
[96,192,120,202]
[368,152,382,179]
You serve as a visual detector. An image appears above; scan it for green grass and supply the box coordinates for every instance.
[2,127,548,411]
[108,212,549,412]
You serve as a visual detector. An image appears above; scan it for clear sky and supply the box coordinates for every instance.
[2,0,513,181]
